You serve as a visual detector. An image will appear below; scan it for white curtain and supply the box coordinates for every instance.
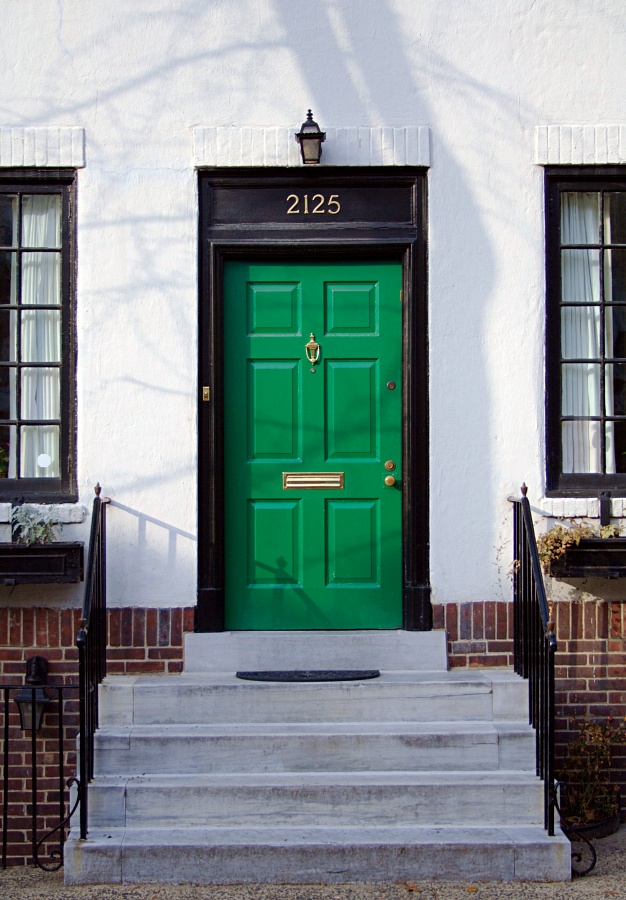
[560,192,615,474]
[19,196,61,478]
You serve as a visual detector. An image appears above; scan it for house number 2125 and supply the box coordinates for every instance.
[286,194,341,215]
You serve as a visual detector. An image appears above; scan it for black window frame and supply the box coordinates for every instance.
[0,169,77,503]
[546,166,626,496]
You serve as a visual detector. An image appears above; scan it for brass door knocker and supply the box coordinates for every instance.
[305,333,320,365]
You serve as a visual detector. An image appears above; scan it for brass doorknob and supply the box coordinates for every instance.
[384,475,396,486]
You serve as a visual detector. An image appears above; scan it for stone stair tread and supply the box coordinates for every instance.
[105,669,507,685]
[184,630,449,673]
[96,719,532,737]
[64,824,571,884]
[90,770,541,786]
[72,823,568,845]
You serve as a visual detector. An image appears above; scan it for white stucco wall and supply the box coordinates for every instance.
[0,1,624,609]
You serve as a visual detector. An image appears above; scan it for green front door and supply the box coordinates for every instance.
[224,260,402,630]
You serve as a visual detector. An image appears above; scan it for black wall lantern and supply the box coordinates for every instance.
[295,110,326,164]
[15,655,50,732]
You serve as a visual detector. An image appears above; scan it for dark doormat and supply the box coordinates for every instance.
[235,670,380,682]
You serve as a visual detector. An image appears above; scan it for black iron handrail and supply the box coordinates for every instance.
[509,484,557,836]
[76,484,109,840]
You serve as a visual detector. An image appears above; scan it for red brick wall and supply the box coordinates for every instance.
[0,606,194,866]
[435,598,626,818]
[552,598,626,811]
[432,600,514,667]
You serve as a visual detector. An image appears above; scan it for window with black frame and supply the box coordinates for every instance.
[546,169,626,494]
[0,173,76,501]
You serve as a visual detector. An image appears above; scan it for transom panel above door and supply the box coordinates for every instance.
[224,260,402,630]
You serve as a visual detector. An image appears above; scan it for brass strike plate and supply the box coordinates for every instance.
[202,386,210,402]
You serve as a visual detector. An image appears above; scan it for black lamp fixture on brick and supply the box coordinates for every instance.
[295,110,326,164]
[15,655,50,732]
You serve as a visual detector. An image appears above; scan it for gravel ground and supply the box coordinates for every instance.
[2,830,625,900]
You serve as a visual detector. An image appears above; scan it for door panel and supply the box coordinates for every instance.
[224,260,402,630]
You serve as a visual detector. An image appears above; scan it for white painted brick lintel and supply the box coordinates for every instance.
[535,125,626,165]
[193,125,430,167]
[0,127,85,168]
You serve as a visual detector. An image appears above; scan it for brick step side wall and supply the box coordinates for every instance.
[434,599,626,822]
[0,606,194,866]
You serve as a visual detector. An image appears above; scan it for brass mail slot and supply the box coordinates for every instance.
[283,472,345,490]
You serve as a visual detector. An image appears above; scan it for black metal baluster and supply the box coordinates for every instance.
[57,687,65,852]
[30,686,38,866]
[2,687,9,868]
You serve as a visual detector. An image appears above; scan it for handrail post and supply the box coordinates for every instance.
[509,485,557,838]
[75,485,109,842]
[77,623,88,840]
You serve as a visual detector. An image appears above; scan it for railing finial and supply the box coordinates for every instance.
[521,483,528,497]
[94,483,101,497]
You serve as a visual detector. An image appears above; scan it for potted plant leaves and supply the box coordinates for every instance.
[0,505,84,584]
[558,716,626,839]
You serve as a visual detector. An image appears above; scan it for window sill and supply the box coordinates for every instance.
[548,538,626,579]
[0,542,84,585]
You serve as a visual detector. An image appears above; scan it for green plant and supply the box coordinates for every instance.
[536,523,594,572]
[600,523,622,539]
[11,505,59,545]
[559,717,626,825]
[536,521,622,573]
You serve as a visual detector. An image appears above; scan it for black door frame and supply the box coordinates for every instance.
[197,167,430,631]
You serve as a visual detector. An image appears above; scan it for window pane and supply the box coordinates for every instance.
[605,307,626,358]
[0,196,17,247]
[561,249,600,303]
[21,252,60,305]
[606,193,626,244]
[605,248,626,304]
[0,425,15,478]
[561,306,599,358]
[562,363,600,415]
[0,311,17,361]
[561,192,600,245]
[0,368,13,419]
[22,196,61,248]
[21,310,61,362]
[612,421,626,473]
[21,367,60,420]
[607,363,626,415]
[562,421,602,473]
[0,252,17,305]
[20,425,59,477]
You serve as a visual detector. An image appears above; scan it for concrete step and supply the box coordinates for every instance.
[93,720,536,775]
[184,630,448,673]
[69,658,566,885]
[64,824,572,885]
[99,670,527,727]
[86,770,544,828]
